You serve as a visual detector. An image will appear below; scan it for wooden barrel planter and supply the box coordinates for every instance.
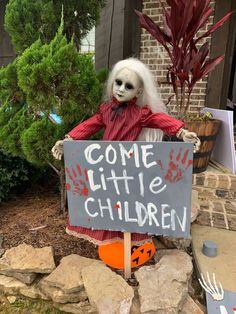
[185,119,221,173]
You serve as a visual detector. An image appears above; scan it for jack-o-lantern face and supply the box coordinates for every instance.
[130,242,156,268]
[98,241,156,269]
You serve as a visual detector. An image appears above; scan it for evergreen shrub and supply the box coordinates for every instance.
[0,150,31,201]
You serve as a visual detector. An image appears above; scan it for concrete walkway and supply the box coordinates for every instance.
[191,224,236,292]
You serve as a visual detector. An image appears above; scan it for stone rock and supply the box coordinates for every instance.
[0,235,3,248]
[158,236,192,251]
[154,249,177,263]
[130,287,141,314]
[42,254,103,293]
[7,295,17,304]
[0,273,48,300]
[181,296,204,314]
[0,269,37,284]
[39,254,102,303]
[40,280,88,303]
[135,250,193,314]
[82,264,134,314]
[54,301,98,314]
[0,243,55,274]
[0,274,26,295]
[0,295,8,306]
[19,277,49,300]
[0,236,4,257]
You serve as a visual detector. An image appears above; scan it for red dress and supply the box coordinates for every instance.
[66,97,184,245]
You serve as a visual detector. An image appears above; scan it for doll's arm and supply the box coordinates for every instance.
[141,110,200,152]
[51,112,104,160]
[67,112,104,140]
[141,110,184,136]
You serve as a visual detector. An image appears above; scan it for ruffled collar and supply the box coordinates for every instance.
[110,97,137,121]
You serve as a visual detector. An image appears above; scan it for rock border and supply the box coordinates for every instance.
[0,243,205,314]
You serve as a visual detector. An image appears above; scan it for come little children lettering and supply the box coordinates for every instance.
[64,141,193,238]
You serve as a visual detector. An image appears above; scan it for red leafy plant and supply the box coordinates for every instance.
[135,1,234,120]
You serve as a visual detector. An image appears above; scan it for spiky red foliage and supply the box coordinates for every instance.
[135,1,234,119]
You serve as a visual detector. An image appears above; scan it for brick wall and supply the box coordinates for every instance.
[140,0,216,115]
[193,171,236,231]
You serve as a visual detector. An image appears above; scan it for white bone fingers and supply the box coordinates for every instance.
[176,128,201,153]
[52,136,73,160]
[198,272,224,301]
[51,140,64,160]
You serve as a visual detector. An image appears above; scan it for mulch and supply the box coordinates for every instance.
[0,186,98,265]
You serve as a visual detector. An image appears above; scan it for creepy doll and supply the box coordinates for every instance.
[52,58,200,268]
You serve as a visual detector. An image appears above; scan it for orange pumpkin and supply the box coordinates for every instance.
[98,240,156,269]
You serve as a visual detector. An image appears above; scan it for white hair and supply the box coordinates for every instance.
[105,58,167,142]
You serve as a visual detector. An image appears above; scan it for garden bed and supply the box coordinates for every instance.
[0,186,98,265]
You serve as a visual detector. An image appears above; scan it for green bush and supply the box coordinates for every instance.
[0,150,32,201]
[5,0,105,54]
[0,15,106,210]
[0,59,25,105]
[0,104,33,157]
[17,26,103,129]
[21,118,59,165]
[0,21,104,168]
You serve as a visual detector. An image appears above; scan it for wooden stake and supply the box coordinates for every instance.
[124,232,131,279]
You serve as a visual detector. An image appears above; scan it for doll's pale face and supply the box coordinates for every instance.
[112,68,142,102]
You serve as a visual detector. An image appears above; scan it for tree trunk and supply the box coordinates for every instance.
[47,162,66,213]
[60,166,67,213]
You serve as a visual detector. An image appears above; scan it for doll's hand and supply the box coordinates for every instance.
[176,128,201,153]
[51,136,73,160]
[51,140,64,160]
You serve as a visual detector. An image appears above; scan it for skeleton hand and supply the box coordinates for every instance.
[51,136,73,160]
[198,272,224,301]
[176,128,201,153]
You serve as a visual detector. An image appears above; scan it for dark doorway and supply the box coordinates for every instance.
[206,0,236,112]
[95,0,142,70]
[227,38,236,125]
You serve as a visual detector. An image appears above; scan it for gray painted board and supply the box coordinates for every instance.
[64,141,193,238]
[206,290,236,313]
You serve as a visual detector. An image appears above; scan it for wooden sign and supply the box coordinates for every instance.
[64,141,193,238]
[206,291,236,314]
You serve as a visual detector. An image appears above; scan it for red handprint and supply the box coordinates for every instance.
[157,148,193,183]
[65,164,89,196]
